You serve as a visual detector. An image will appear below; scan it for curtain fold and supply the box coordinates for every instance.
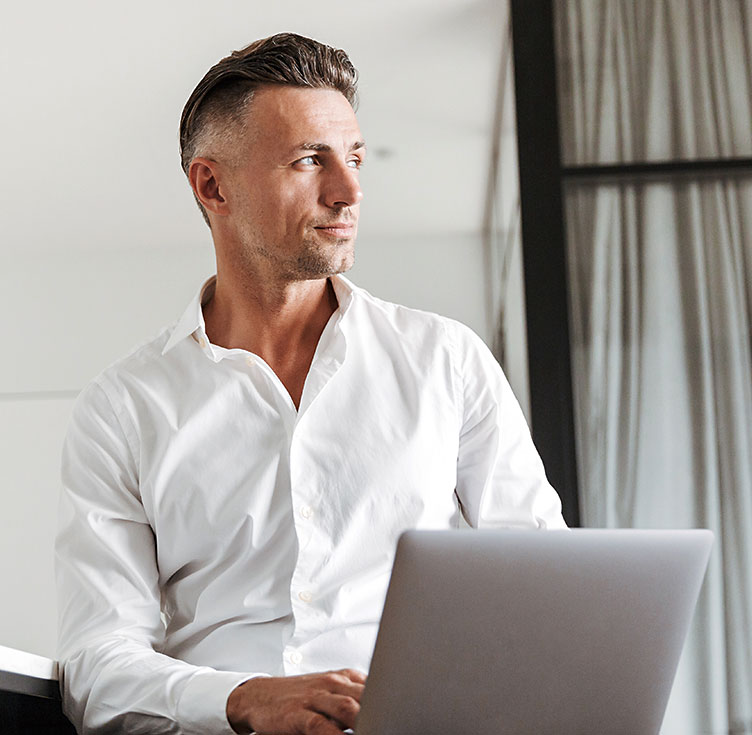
[556,1,752,732]
[557,0,752,165]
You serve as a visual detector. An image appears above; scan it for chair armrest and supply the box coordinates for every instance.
[0,645,75,734]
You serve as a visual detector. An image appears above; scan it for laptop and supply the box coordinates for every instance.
[355,528,713,735]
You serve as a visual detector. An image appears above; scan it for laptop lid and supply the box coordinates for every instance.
[355,528,713,735]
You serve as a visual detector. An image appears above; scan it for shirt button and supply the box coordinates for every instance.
[300,506,314,520]
[289,650,303,665]
[298,590,313,603]
[245,355,256,367]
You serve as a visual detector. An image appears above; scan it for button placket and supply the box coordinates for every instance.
[288,425,328,644]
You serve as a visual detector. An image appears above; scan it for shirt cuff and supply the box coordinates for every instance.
[176,668,268,735]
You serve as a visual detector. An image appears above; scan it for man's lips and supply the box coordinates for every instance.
[314,223,356,238]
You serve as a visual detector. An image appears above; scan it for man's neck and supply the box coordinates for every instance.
[202,266,339,409]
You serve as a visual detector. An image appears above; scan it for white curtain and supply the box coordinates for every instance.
[557,0,752,165]
[556,2,752,733]
[485,0,530,413]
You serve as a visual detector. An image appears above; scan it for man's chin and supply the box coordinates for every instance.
[331,250,355,275]
[296,247,355,280]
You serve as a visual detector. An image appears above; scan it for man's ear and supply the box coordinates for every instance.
[189,158,230,218]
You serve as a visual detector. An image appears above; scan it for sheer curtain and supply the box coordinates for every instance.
[556,2,752,733]
[485,0,531,416]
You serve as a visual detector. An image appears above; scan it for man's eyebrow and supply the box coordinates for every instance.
[294,140,367,153]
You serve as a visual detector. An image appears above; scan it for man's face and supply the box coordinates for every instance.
[220,85,365,282]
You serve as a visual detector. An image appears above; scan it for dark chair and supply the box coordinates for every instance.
[0,646,76,734]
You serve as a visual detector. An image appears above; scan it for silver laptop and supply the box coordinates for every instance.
[355,528,713,735]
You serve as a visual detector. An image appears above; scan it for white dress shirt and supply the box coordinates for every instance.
[56,275,565,735]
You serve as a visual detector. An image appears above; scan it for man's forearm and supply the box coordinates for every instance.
[61,637,254,734]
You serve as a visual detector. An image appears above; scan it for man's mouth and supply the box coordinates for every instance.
[314,222,356,238]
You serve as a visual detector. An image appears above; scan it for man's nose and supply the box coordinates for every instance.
[322,162,363,209]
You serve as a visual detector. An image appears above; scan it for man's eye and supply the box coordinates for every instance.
[297,156,317,166]
[347,159,362,169]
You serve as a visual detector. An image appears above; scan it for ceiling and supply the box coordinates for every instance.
[1,0,506,254]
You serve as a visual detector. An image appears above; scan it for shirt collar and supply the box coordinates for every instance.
[162,274,357,356]
[161,276,216,356]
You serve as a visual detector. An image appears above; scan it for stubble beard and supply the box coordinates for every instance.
[238,228,356,283]
[294,234,355,280]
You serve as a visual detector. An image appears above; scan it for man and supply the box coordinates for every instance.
[56,33,565,735]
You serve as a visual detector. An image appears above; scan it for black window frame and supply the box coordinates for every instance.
[509,0,752,529]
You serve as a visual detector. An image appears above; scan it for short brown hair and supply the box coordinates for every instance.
[179,33,359,225]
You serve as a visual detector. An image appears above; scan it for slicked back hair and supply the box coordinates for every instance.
[179,33,359,226]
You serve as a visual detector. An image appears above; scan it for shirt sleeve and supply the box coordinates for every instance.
[449,322,567,530]
[55,380,260,735]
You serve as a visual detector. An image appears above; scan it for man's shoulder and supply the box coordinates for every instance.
[349,281,455,331]
[348,281,485,351]
[84,323,177,402]
[66,323,179,442]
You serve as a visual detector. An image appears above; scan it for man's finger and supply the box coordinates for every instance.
[312,692,360,730]
[299,709,349,735]
[336,668,367,685]
[317,672,366,701]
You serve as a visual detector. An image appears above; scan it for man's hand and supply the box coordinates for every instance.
[226,668,367,735]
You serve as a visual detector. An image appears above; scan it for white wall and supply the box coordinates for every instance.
[1,397,76,657]
[351,232,489,338]
[0,244,211,657]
